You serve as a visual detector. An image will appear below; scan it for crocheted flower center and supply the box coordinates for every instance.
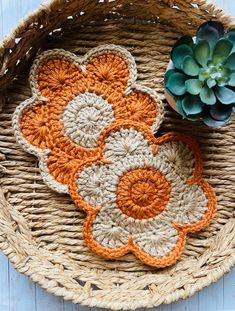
[116,167,171,219]
[131,181,157,207]
[63,92,114,148]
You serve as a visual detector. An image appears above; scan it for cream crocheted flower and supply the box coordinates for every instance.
[12,44,216,268]
[69,122,216,267]
[12,45,164,193]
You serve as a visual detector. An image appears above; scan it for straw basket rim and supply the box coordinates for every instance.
[0,1,234,310]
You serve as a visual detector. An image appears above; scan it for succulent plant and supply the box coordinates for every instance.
[164,21,235,127]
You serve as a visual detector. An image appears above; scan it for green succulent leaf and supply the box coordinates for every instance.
[165,88,175,97]
[233,105,235,112]
[182,56,200,76]
[217,77,229,87]
[198,69,209,82]
[207,78,216,88]
[181,95,205,115]
[224,52,235,70]
[228,72,235,86]
[203,115,229,127]
[210,103,232,121]
[186,114,202,121]
[176,98,187,118]
[173,35,194,49]
[171,44,193,69]
[225,30,235,53]
[164,70,176,96]
[215,86,235,104]
[164,69,176,86]
[202,21,225,36]
[176,97,201,121]
[185,79,203,95]
[166,72,188,96]
[194,40,210,68]
[196,21,223,51]
[212,38,233,65]
[200,85,216,105]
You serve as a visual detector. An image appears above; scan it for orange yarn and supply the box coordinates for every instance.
[83,212,187,267]
[116,167,171,219]
[113,90,158,126]
[14,46,217,268]
[20,102,51,149]
[38,59,85,100]
[46,148,89,186]
[19,51,158,188]
[86,53,129,93]
[68,121,217,268]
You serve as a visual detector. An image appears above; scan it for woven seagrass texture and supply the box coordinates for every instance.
[0,0,234,310]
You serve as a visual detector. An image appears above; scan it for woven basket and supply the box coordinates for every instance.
[0,0,234,310]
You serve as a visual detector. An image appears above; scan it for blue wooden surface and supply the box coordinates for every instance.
[0,0,234,310]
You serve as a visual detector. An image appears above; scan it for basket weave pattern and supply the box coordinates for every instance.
[0,1,234,310]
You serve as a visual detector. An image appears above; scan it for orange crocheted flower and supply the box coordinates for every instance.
[13,45,164,193]
[69,122,216,268]
[13,45,217,268]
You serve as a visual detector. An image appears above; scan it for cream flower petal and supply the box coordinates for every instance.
[70,125,216,267]
[131,221,179,258]
[77,163,116,208]
[89,205,179,256]
[165,181,208,225]
[91,208,129,249]
[91,205,169,235]
[103,127,152,161]
[90,206,179,255]
[155,140,196,181]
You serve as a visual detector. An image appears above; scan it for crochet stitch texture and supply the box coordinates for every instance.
[13,45,164,193]
[12,45,216,267]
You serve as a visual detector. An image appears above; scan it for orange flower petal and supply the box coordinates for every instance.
[38,58,85,101]
[47,149,83,186]
[20,102,52,149]
[86,53,129,95]
[110,90,158,127]
[47,145,102,188]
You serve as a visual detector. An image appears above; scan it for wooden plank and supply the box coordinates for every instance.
[173,293,199,311]
[198,277,224,311]
[0,252,10,311]
[0,0,40,38]
[160,304,172,311]
[20,0,41,17]
[78,306,91,311]
[223,269,235,309]
[148,304,171,311]
[35,284,64,311]
[9,265,36,311]
[63,300,79,311]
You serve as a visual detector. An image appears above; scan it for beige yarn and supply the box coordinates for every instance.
[0,0,234,310]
